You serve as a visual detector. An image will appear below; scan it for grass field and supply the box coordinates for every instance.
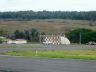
[1,50,96,60]
[0,19,96,34]
[0,44,42,48]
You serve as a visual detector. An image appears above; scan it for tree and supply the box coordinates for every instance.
[0,11,96,20]
[14,29,40,42]
[14,30,25,39]
[30,29,39,42]
[24,30,31,41]
[0,38,3,43]
[66,28,95,44]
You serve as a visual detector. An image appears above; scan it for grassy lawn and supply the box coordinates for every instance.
[0,44,43,48]
[1,50,96,60]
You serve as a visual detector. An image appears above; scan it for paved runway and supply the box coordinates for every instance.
[0,45,96,52]
[0,56,96,72]
[0,44,96,72]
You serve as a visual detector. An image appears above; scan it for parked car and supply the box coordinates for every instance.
[87,41,96,45]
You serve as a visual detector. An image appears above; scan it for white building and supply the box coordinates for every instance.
[60,36,70,44]
[42,35,70,45]
[7,39,27,44]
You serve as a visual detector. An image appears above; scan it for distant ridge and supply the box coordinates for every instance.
[0,11,96,20]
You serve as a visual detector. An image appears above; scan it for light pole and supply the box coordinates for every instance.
[79,32,82,44]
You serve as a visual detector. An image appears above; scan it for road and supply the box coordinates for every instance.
[0,45,96,52]
[0,56,96,72]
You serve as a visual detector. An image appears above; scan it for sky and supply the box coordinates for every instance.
[0,0,96,12]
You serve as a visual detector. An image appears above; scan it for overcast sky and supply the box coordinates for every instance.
[0,0,96,12]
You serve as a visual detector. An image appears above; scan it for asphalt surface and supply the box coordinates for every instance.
[0,45,96,72]
[0,45,96,52]
[0,56,96,72]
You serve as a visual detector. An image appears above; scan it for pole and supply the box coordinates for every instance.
[39,32,41,44]
[79,32,81,44]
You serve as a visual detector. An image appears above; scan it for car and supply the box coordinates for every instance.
[87,41,96,45]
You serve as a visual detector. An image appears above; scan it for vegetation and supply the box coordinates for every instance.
[0,28,41,42]
[0,19,96,33]
[0,29,8,37]
[0,44,42,48]
[66,28,96,44]
[0,11,96,21]
[1,50,96,60]
[0,18,96,43]
[13,29,40,42]
[0,28,96,43]
[0,38,3,43]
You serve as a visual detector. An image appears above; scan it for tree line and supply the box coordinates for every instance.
[0,11,96,20]
[12,29,41,42]
[0,29,42,43]
[66,28,96,44]
[0,28,96,44]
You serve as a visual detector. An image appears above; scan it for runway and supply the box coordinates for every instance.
[0,56,96,72]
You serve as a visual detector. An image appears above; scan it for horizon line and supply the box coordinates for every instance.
[0,10,96,12]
